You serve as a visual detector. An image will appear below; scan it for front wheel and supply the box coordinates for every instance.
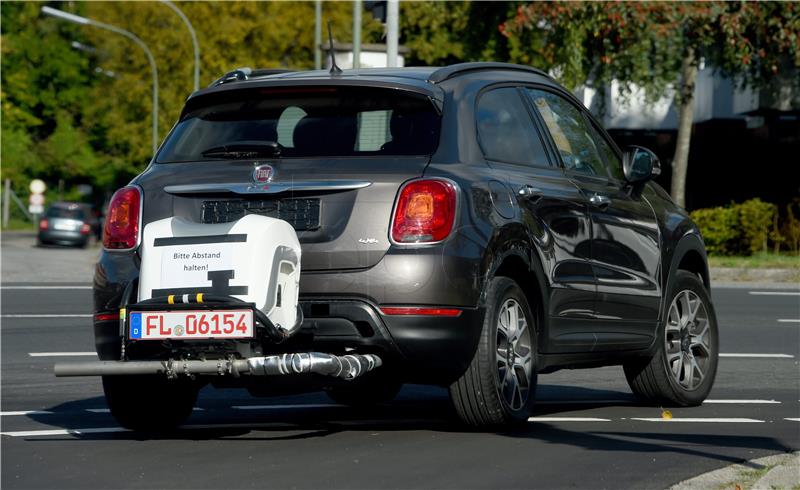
[103,375,199,431]
[624,270,719,406]
[449,277,537,427]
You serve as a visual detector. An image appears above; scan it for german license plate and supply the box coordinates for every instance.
[129,310,253,340]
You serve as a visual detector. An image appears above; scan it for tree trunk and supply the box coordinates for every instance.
[671,47,698,209]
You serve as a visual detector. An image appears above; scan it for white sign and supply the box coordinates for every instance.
[29,179,46,195]
[159,243,236,290]
[29,194,45,206]
[29,204,44,215]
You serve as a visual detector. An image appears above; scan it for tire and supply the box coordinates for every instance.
[449,277,537,427]
[103,375,199,431]
[325,375,402,406]
[624,270,719,406]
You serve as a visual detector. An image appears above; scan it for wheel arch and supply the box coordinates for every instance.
[480,225,550,354]
[661,232,711,323]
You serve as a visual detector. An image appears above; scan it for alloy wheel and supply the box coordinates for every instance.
[496,299,533,410]
[664,289,712,391]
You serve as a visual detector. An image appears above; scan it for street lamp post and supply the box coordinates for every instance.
[160,0,200,92]
[41,6,160,155]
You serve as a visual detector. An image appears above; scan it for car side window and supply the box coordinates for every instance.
[525,89,608,178]
[588,124,625,181]
[476,87,550,167]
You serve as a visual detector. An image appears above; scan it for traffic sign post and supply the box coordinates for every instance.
[28,179,46,225]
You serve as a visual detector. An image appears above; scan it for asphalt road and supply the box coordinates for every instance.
[1,246,799,488]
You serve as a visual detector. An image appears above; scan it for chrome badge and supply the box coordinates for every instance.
[253,164,274,183]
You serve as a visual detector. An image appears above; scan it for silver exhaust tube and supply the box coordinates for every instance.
[54,353,382,380]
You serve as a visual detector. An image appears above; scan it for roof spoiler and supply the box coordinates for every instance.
[209,67,294,88]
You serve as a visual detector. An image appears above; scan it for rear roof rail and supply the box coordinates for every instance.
[209,67,294,88]
[427,62,550,84]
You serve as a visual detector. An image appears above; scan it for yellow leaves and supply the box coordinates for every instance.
[661,408,673,420]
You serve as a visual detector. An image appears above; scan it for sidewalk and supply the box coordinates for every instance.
[670,451,800,489]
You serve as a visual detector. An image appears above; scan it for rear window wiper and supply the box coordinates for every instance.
[201,141,283,159]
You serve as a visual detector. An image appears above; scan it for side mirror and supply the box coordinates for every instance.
[622,146,661,184]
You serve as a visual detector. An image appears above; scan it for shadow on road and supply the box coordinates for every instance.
[22,383,792,470]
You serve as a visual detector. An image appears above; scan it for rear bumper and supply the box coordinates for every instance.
[94,246,485,384]
[94,298,483,385]
[38,230,88,245]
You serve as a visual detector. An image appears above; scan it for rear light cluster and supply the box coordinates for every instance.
[103,186,142,250]
[38,219,49,230]
[391,179,457,244]
[79,223,91,235]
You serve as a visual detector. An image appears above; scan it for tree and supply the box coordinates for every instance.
[502,2,800,208]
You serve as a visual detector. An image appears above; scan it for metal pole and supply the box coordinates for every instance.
[2,179,10,228]
[161,0,200,92]
[41,6,159,155]
[386,0,399,67]
[314,0,322,70]
[353,0,362,69]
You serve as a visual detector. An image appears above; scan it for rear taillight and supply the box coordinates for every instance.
[39,219,49,230]
[80,223,91,234]
[103,186,141,250]
[391,179,457,243]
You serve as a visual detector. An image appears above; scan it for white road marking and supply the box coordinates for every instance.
[3,314,92,318]
[0,286,92,290]
[777,319,800,323]
[0,410,54,416]
[719,353,795,358]
[704,399,780,404]
[1,427,130,437]
[786,418,800,422]
[85,408,204,413]
[28,352,96,357]
[529,417,611,422]
[536,399,633,405]
[631,417,764,423]
[748,291,800,296]
[232,404,342,410]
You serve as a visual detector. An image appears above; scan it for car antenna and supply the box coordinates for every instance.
[327,21,342,76]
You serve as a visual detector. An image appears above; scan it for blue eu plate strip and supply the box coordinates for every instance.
[129,312,142,339]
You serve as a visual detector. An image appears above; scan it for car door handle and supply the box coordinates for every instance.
[518,185,542,198]
[589,194,611,208]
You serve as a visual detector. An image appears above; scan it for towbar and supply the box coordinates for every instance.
[54,353,382,380]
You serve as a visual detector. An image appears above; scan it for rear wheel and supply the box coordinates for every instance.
[450,277,537,427]
[103,375,199,431]
[624,270,718,406]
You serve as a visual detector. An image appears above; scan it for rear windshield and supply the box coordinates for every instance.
[156,87,441,162]
[46,207,87,220]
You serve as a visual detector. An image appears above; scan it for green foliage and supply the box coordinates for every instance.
[691,199,785,256]
[501,2,800,103]
[737,198,776,255]
[690,205,740,256]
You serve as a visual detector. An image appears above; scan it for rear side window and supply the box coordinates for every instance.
[525,89,608,178]
[476,87,550,167]
[156,87,440,162]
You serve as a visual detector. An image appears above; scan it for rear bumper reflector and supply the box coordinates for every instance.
[94,313,120,322]
[379,307,462,317]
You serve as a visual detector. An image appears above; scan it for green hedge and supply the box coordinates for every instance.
[690,198,800,256]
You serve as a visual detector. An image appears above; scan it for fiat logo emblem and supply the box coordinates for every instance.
[253,164,274,183]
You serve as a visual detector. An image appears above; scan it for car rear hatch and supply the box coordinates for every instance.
[137,85,442,271]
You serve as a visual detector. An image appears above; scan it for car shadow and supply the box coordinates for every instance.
[22,384,791,470]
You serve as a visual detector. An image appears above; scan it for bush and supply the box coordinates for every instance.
[690,206,740,255]
[737,199,777,255]
[690,198,780,256]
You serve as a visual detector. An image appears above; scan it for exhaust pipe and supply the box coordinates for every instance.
[54,353,382,380]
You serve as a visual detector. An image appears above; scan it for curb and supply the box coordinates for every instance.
[711,267,799,284]
[669,451,799,490]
